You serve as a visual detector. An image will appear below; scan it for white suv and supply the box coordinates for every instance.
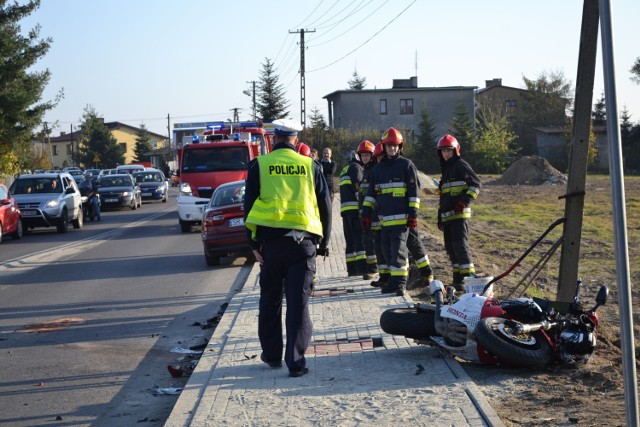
[10,172,84,233]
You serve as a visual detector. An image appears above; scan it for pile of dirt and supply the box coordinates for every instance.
[494,156,567,185]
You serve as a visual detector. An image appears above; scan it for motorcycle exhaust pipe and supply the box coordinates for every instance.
[430,280,446,336]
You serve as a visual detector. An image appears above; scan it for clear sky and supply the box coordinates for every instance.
[22,0,640,138]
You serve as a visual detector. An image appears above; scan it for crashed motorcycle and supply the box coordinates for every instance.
[380,278,608,368]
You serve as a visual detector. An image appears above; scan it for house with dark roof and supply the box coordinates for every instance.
[323,76,477,141]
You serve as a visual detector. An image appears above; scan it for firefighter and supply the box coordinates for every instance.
[339,145,367,277]
[368,142,388,287]
[244,118,332,378]
[362,128,420,296]
[368,142,434,288]
[356,140,379,280]
[437,134,480,291]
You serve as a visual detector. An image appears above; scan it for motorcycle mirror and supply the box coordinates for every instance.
[596,286,609,306]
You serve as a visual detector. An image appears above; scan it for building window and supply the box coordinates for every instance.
[400,99,413,115]
[505,99,517,109]
[52,145,58,156]
[380,99,387,115]
[119,143,127,153]
[66,144,72,155]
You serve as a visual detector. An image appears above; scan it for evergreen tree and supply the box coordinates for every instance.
[347,69,367,90]
[631,57,640,84]
[448,101,475,159]
[0,0,60,175]
[620,107,639,173]
[256,58,290,122]
[301,107,328,150]
[133,124,153,163]
[76,106,124,168]
[413,106,438,173]
[592,93,606,126]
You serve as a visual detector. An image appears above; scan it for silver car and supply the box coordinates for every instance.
[9,172,84,233]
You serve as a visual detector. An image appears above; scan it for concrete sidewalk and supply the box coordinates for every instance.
[166,203,505,426]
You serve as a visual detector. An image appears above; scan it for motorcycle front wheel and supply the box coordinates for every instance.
[475,317,553,368]
[379,306,437,339]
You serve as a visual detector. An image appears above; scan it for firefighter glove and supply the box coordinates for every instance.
[361,217,371,230]
[454,200,467,213]
[407,217,418,229]
[316,246,329,257]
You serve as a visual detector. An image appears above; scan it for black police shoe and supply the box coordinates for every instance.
[260,352,282,368]
[289,367,310,377]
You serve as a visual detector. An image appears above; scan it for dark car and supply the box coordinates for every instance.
[97,174,142,210]
[201,180,252,266]
[132,169,168,203]
[0,183,23,242]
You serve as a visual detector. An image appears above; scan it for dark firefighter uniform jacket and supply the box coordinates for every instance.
[362,154,419,229]
[243,143,332,250]
[358,160,381,230]
[339,158,363,216]
[438,156,481,223]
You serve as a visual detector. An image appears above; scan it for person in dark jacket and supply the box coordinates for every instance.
[320,147,337,202]
[436,134,481,291]
[339,146,367,276]
[361,128,419,296]
[244,118,332,378]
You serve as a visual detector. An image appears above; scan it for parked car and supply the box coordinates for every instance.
[9,172,83,233]
[132,169,168,203]
[96,173,142,210]
[201,180,252,266]
[115,164,145,175]
[0,183,23,242]
[66,169,84,183]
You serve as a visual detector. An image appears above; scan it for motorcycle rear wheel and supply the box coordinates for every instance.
[379,306,437,339]
[475,317,553,368]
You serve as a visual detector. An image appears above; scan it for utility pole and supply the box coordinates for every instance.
[43,122,53,168]
[290,28,315,128]
[230,108,240,122]
[245,81,257,120]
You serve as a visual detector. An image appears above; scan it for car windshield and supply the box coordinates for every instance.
[99,177,131,187]
[210,182,245,207]
[11,177,62,194]
[182,146,249,172]
[133,172,163,183]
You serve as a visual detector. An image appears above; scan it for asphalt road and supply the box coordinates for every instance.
[0,190,253,426]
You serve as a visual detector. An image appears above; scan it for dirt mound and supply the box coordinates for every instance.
[417,170,439,195]
[494,156,567,185]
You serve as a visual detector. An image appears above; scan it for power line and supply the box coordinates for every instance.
[290,0,326,30]
[308,0,416,73]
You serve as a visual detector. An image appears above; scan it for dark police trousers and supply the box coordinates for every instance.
[258,235,316,371]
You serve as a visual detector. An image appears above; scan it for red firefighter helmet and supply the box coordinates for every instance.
[381,127,404,146]
[356,140,375,154]
[296,142,311,157]
[437,134,461,156]
[373,142,384,157]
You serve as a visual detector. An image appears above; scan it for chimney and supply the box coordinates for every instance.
[392,76,418,89]
[485,78,502,88]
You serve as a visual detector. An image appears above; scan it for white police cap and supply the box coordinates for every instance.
[272,118,303,136]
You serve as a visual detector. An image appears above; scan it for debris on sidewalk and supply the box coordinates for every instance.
[170,346,203,355]
[153,386,183,395]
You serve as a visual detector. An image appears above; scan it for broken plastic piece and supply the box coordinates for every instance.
[153,386,183,395]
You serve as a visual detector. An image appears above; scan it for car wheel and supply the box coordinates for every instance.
[57,209,69,233]
[12,219,23,240]
[72,207,83,229]
[179,219,191,233]
[131,199,137,210]
[205,252,220,266]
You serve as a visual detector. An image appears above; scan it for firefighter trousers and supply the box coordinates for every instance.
[258,236,316,372]
[406,227,433,278]
[342,212,366,275]
[362,228,378,274]
[381,227,410,290]
[443,218,475,284]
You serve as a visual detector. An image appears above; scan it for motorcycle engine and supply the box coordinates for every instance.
[557,323,597,364]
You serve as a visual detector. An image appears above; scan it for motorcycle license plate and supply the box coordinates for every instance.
[105,198,118,203]
[228,217,244,227]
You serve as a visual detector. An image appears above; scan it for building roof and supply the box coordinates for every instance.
[49,121,167,142]
[323,85,477,99]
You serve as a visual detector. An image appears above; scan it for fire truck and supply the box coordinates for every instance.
[176,121,273,232]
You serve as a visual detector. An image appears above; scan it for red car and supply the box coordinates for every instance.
[0,183,23,243]
[201,180,252,266]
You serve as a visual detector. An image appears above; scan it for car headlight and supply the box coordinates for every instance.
[122,191,130,196]
[180,182,193,197]
[45,199,60,208]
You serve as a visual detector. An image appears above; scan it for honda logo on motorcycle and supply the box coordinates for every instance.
[446,307,467,320]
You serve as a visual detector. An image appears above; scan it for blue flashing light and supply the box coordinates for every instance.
[239,121,259,128]
[192,135,200,143]
[206,122,226,130]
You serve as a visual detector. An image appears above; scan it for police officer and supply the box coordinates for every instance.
[244,118,332,378]
[362,128,420,296]
[339,145,367,277]
[437,134,481,290]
